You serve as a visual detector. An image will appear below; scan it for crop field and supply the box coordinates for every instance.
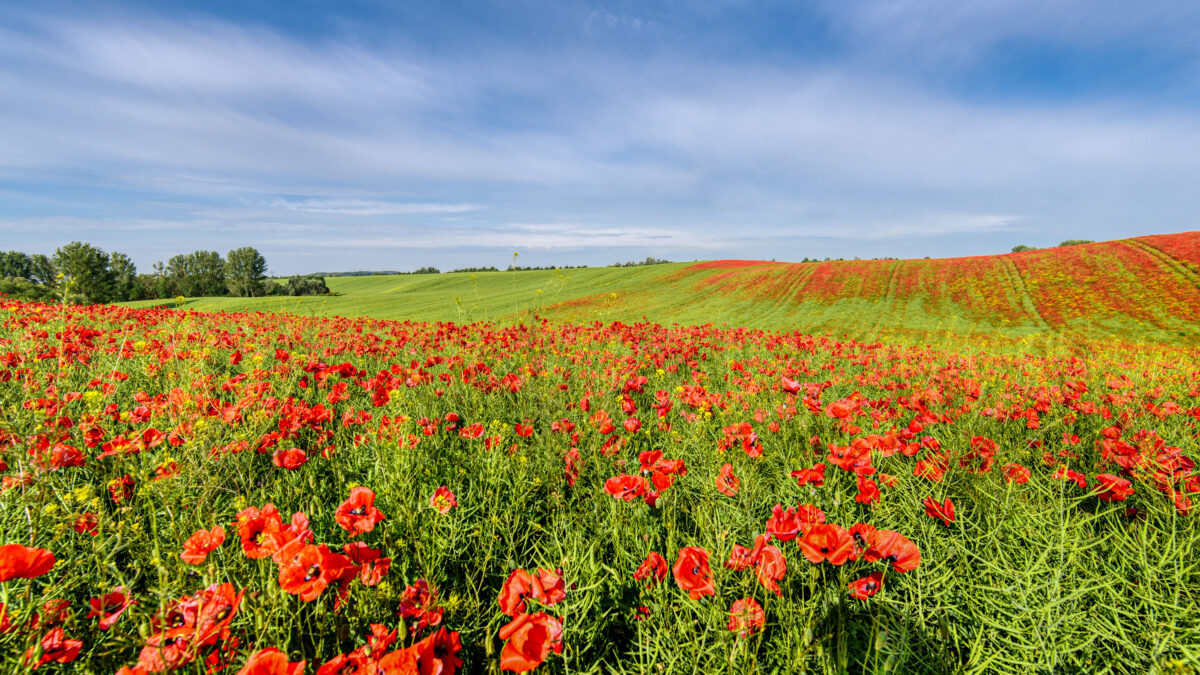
[123,233,1200,349]
[1,295,1199,674]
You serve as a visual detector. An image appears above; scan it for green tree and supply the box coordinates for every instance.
[0,251,33,279]
[108,252,137,301]
[225,247,268,297]
[52,241,115,303]
[167,250,227,296]
[28,254,57,287]
[1058,239,1094,247]
[1011,244,1038,253]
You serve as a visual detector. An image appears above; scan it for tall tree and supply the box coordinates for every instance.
[225,247,268,297]
[52,241,115,303]
[0,251,33,279]
[108,252,137,301]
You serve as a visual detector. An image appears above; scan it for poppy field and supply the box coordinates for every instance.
[127,232,1200,349]
[2,297,1199,673]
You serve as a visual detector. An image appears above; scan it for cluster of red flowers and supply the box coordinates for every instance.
[497,568,567,672]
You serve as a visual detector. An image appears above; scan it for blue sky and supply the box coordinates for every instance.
[1,1,1197,274]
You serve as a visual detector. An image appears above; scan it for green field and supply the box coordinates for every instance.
[123,232,1200,349]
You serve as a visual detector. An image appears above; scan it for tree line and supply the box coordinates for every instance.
[0,242,329,305]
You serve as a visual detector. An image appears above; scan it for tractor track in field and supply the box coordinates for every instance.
[1126,238,1200,293]
[1000,258,1052,332]
[865,259,904,341]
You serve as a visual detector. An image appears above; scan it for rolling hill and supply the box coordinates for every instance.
[124,231,1200,347]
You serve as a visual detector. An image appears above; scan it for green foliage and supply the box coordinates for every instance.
[1058,239,1095,247]
[225,246,268,297]
[165,250,227,297]
[284,275,330,296]
[53,241,117,303]
[1011,244,1038,252]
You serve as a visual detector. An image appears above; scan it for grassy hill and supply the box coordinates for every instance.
[123,231,1200,346]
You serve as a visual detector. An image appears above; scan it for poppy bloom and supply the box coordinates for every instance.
[797,524,854,565]
[277,544,350,601]
[181,526,226,565]
[108,474,136,504]
[765,504,801,542]
[727,598,766,637]
[429,486,457,514]
[922,497,955,526]
[344,542,391,587]
[73,512,99,536]
[791,463,826,487]
[603,474,646,501]
[634,552,668,587]
[1052,466,1088,489]
[864,530,922,573]
[236,648,305,675]
[1001,463,1031,484]
[87,587,134,630]
[753,544,787,596]
[672,546,715,600]
[335,487,387,535]
[848,571,885,600]
[499,569,534,616]
[716,463,740,496]
[499,612,563,673]
[23,627,82,668]
[0,544,55,581]
[235,505,286,559]
[855,476,881,505]
[1095,474,1134,502]
[272,447,308,470]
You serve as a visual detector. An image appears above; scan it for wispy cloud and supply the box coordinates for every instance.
[0,3,1197,272]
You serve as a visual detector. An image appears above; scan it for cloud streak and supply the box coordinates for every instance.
[0,3,1197,272]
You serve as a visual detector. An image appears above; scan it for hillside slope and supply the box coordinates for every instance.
[124,231,1200,346]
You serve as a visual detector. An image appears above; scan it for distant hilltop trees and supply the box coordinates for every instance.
[1012,240,1095,253]
[0,242,330,304]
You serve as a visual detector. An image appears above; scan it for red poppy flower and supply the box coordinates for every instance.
[429,486,458,514]
[335,487,387,535]
[864,530,922,573]
[499,569,534,616]
[412,627,464,675]
[88,587,134,630]
[1002,463,1031,484]
[765,504,801,542]
[181,526,226,565]
[634,552,668,587]
[277,544,350,601]
[623,417,642,433]
[848,571,885,600]
[108,474,136,504]
[23,627,82,668]
[236,648,305,675]
[0,544,55,581]
[922,497,955,526]
[716,463,740,496]
[530,568,566,607]
[797,524,854,565]
[1095,474,1134,502]
[727,597,765,637]
[604,474,647,501]
[235,505,286,559]
[344,542,391,587]
[791,463,826,487]
[73,512,99,536]
[499,612,563,673]
[272,447,308,470]
[1052,466,1088,489]
[753,544,787,596]
[672,546,715,600]
[855,476,881,505]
